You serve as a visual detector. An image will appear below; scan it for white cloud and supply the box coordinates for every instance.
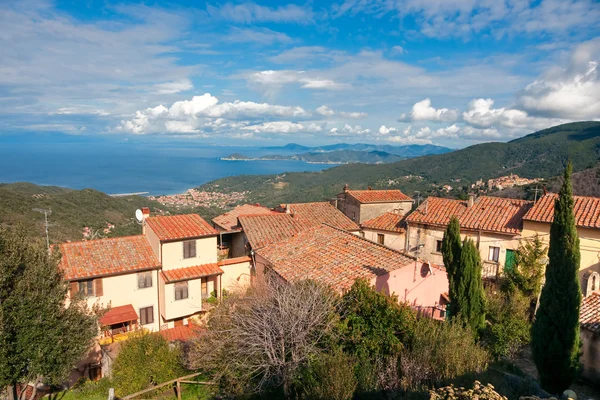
[390,46,404,56]
[328,124,370,136]
[340,111,368,119]
[315,105,367,119]
[223,27,292,45]
[242,121,324,134]
[153,79,194,94]
[248,70,350,95]
[399,98,458,122]
[118,93,309,134]
[206,3,313,24]
[378,125,397,135]
[316,105,335,116]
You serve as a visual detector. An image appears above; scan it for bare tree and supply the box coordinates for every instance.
[188,275,340,398]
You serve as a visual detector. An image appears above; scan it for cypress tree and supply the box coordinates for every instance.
[531,162,581,393]
[454,238,486,333]
[442,216,462,318]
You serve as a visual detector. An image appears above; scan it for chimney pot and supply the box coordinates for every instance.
[343,184,349,193]
[468,194,475,207]
[285,204,291,214]
[141,207,150,218]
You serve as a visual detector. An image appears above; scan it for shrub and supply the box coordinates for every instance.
[429,381,507,400]
[297,349,357,400]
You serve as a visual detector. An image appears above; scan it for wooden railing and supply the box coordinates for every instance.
[120,372,215,400]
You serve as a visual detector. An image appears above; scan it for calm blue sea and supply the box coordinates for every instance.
[0,134,336,195]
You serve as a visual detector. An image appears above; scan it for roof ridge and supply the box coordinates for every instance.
[60,234,147,246]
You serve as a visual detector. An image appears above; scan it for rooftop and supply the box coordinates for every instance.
[581,292,600,333]
[161,263,224,283]
[286,202,360,231]
[361,212,406,233]
[212,204,275,232]
[345,189,413,203]
[99,304,138,326]
[256,224,417,291]
[239,213,301,249]
[59,235,160,281]
[158,324,202,342]
[523,193,600,229]
[145,213,218,241]
[406,196,532,235]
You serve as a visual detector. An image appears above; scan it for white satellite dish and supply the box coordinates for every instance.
[135,209,144,223]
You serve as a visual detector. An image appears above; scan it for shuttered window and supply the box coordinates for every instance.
[175,282,189,300]
[377,234,385,245]
[183,240,196,259]
[137,271,153,289]
[139,306,154,325]
[94,278,103,297]
[78,280,94,297]
[488,246,500,262]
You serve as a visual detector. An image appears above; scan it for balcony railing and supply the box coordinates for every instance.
[98,328,148,346]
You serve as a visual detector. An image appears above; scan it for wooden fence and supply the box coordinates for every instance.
[120,372,215,400]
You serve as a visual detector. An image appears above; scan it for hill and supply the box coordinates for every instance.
[222,150,404,164]
[198,121,600,206]
[260,142,451,157]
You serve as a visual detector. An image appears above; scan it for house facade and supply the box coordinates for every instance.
[336,187,414,224]
[522,194,600,291]
[404,196,532,279]
[360,212,406,251]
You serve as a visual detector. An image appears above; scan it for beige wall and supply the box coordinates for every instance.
[220,260,252,292]
[359,201,412,223]
[161,236,218,270]
[406,223,520,277]
[523,221,600,289]
[82,269,161,332]
[160,275,216,321]
[581,329,600,384]
[362,229,406,252]
[144,224,161,261]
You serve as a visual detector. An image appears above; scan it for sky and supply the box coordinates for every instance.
[1,0,599,148]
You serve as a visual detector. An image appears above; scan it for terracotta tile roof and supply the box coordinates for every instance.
[145,214,218,241]
[239,213,302,249]
[217,256,252,266]
[345,189,413,203]
[158,324,202,342]
[161,263,224,283]
[256,224,417,291]
[99,304,138,326]
[580,292,600,333]
[523,193,600,229]
[287,202,360,231]
[406,196,532,234]
[59,235,160,281]
[361,212,406,233]
[213,204,275,232]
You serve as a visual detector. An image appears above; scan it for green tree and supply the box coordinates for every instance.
[531,162,581,393]
[504,234,547,301]
[0,227,97,400]
[112,331,185,397]
[442,216,462,318]
[454,239,486,333]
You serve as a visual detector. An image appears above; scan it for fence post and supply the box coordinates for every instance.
[176,379,181,400]
[108,388,115,400]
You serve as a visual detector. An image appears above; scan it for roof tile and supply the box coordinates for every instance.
[524,194,600,229]
[158,324,202,342]
[581,292,600,333]
[361,212,406,233]
[287,202,359,231]
[213,204,275,231]
[99,304,138,326]
[59,235,160,280]
[161,263,224,283]
[346,189,413,203]
[145,214,218,241]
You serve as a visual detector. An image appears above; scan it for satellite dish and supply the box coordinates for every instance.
[135,209,144,223]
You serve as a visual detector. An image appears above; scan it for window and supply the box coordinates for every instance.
[175,281,189,300]
[183,240,196,259]
[78,280,94,297]
[137,271,153,289]
[352,211,356,221]
[360,231,365,238]
[139,306,154,325]
[488,246,500,263]
[377,234,385,245]
[201,279,209,299]
[436,240,443,253]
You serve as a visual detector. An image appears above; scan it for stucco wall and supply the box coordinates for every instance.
[161,275,218,321]
[161,236,218,270]
[370,261,449,308]
[84,269,161,332]
[581,329,600,384]
[144,224,161,261]
[220,260,252,292]
[359,201,412,223]
[339,195,361,223]
[362,229,406,252]
[523,220,600,289]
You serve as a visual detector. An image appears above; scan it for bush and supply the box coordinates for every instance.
[429,381,507,400]
[401,318,489,391]
[112,331,185,397]
[297,349,357,400]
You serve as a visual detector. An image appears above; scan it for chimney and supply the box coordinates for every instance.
[285,204,291,214]
[468,194,475,208]
[141,207,150,219]
[367,186,372,190]
[343,184,349,193]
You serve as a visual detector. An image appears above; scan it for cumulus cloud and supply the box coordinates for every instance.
[242,121,324,134]
[118,93,309,134]
[247,70,350,95]
[328,124,370,136]
[399,98,459,122]
[378,125,397,135]
[315,105,367,118]
[316,105,335,116]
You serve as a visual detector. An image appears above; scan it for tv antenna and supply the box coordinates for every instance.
[414,191,422,207]
[32,208,53,253]
[532,185,542,202]
[135,209,145,225]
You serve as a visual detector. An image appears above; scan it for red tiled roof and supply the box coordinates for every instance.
[59,235,160,280]
[406,196,532,234]
[346,189,413,203]
[361,212,406,233]
[161,263,224,283]
[239,213,303,249]
[523,193,600,229]
[287,202,360,231]
[99,304,138,326]
[581,292,600,333]
[218,256,252,266]
[213,204,275,231]
[256,224,417,291]
[145,214,218,241]
[158,324,202,342]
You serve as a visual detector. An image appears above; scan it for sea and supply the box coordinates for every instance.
[0,134,337,195]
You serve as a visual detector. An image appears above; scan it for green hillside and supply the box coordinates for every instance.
[198,121,600,206]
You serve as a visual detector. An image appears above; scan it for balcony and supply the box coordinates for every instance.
[98,327,148,346]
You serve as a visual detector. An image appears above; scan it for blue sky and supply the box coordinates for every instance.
[1,0,599,148]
